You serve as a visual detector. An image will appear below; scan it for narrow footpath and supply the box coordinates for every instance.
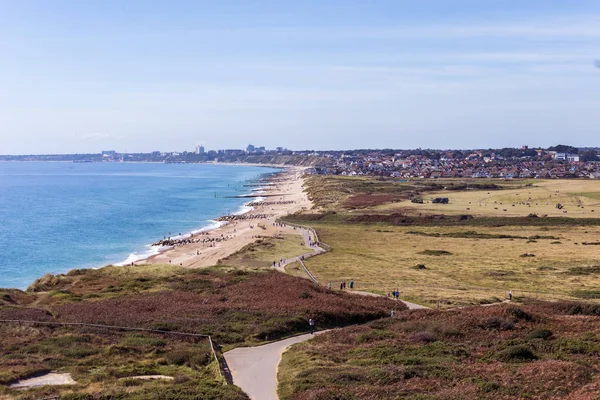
[224,332,325,400]
[224,222,430,400]
[351,290,430,310]
[275,225,325,271]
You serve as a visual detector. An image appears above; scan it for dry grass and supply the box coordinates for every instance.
[302,223,600,307]
[375,179,600,219]
[284,262,309,279]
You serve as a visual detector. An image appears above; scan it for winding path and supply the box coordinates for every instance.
[225,222,430,400]
[351,290,430,310]
[224,332,325,400]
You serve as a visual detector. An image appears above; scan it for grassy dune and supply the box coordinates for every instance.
[0,264,395,399]
[278,303,600,400]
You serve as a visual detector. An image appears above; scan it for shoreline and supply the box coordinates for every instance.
[135,166,311,268]
[112,170,281,267]
[2,164,301,291]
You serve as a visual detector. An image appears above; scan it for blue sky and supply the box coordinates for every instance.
[1,0,599,153]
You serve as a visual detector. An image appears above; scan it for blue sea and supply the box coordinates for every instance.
[0,162,278,289]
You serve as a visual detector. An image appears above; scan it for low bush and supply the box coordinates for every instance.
[120,334,166,348]
[555,338,599,355]
[526,329,553,340]
[495,345,537,362]
[566,265,600,275]
[418,250,453,256]
[507,307,535,321]
[411,331,437,343]
[478,317,514,331]
[355,330,395,344]
[520,253,536,258]
[164,346,212,368]
[566,303,600,316]
[571,290,600,299]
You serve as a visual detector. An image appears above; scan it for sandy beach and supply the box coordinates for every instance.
[142,166,311,268]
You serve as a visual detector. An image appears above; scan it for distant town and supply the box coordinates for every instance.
[1,144,600,179]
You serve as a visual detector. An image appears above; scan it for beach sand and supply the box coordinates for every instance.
[142,167,312,268]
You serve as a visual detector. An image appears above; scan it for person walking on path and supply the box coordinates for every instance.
[309,318,315,334]
[340,282,343,290]
[508,290,513,301]
[349,281,354,289]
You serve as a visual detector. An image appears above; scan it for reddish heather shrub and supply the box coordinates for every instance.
[478,317,514,331]
[411,331,437,343]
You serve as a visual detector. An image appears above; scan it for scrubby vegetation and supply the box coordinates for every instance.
[278,303,600,399]
[418,250,453,256]
[0,264,395,399]
[303,176,524,211]
[406,230,559,240]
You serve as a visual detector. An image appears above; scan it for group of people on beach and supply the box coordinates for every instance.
[152,232,233,248]
[248,200,296,207]
[216,213,273,222]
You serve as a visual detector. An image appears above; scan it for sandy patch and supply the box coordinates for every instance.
[9,372,76,389]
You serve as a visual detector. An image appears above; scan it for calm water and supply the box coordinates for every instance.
[0,162,278,289]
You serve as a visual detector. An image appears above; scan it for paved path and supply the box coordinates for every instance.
[224,332,323,400]
[351,290,430,310]
[275,226,325,271]
[276,224,428,309]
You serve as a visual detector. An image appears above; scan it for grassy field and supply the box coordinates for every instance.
[278,302,600,400]
[219,234,308,268]
[374,179,600,219]
[284,262,309,279]
[304,175,600,219]
[299,223,600,307]
[304,175,531,211]
[289,176,600,307]
[0,264,395,399]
